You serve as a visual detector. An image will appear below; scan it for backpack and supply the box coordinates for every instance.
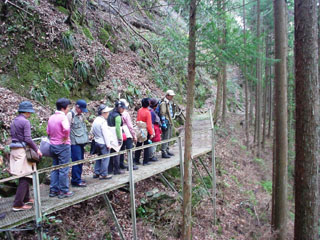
[154,100,163,117]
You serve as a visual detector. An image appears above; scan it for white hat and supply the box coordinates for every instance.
[166,90,176,96]
[101,106,113,113]
[119,98,129,108]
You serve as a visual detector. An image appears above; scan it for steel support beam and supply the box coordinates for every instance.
[128,149,137,240]
[32,171,43,240]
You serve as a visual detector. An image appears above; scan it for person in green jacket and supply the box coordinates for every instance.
[107,101,126,175]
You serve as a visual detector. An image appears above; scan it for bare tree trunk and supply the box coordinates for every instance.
[267,64,273,138]
[243,0,249,149]
[294,0,319,238]
[272,1,288,239]
[262,32,269,149]
[222,1,227,123]
[256,0,262,157]
[214,71,223,124]
[182,0,197,238]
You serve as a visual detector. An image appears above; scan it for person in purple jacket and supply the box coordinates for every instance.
[9,101,42,211]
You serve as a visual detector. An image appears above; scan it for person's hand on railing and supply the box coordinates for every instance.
[150,134,155,139]
[37,149,43,158]
[118,139,123,146]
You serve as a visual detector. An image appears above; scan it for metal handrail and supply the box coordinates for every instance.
[0,137,178,184]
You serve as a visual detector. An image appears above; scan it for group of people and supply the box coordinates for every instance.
[7,90,177,212]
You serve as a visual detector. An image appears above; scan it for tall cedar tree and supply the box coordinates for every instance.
[294,0,319,238]
[272,0,288,239]
[182,0,197,238]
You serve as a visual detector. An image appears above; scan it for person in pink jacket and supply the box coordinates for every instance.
[119,99,138,171]
[47,98,74,199]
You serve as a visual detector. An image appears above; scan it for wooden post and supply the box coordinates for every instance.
[178,136,184,192]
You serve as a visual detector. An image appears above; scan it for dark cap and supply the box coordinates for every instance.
[150,98,158,108]
[115,100,127,109]
[18,101,35,113]
[76,99,88,113]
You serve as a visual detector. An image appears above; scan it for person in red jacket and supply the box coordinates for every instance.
[134,98,154,165]
[149,98,162,162]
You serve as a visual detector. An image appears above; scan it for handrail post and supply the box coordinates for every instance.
[209,109,216,224]
[32,171,43,240]
[128,149,137,240]
[178,136,184,194]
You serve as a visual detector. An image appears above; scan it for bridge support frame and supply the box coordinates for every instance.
[103,194,125,240]
[32,171,43,240]
[128,149,137,240]
[209,109,216,224]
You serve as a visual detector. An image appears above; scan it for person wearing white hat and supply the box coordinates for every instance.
[160,90,176,158]
[91,105,113,180]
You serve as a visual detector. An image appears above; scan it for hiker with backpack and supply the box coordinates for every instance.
[149,98,162,162]
[10,101,42,211]
[91,104,113,180]
[134,98,155,166]
[119,99,139,171]
[159,90,176,158]
[107,101,126,175]
[67,100,89,188]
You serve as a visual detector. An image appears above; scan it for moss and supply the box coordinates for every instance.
[82,26,94,40]
[98,28,110,45]
[57,6,69,15]
[0,41,74,106]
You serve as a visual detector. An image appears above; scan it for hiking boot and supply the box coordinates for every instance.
[49,191,60,198]
[162,152,171,158]
[58,191,74,199]
[93,174,100,179]
[24,198,34,205]
[134,160,141,165]
[72,182,87,188]
[99,175,113,180]
[114,170,125,175]
[12,205,32,212]
[149,156,158,162]
[166,150,174,156]
[143,162,151,166]
[127,164,139,171]
[120,164,128,169]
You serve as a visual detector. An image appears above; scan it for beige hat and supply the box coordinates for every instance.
[166,90,176,96]
[101,106,113,113]
[119,98,129,108]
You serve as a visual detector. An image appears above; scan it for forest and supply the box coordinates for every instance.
[0,0,319,239]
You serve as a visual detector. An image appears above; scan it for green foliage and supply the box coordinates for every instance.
[260,180,272,194]
[74,60,90,82]
[62,31,75,50]
[57,6,69,15]
[98,28,110,46]
[82,27,94,40]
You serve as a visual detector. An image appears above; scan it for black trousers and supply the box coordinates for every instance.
[13,177,32,207]
[120,138,133,167]
[108,149,120,174]
[134,139,150,164]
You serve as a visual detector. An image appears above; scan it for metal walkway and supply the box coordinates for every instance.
[0,113,215,239]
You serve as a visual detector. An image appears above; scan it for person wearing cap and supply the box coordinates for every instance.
[134,98,155,166]
[119,99,138,171]
[107,101,126,175]
[67,100,89,188]
[9,101,42,211]
[149,98,162,162]
[47,98,74,199]
[160,90,176,158]
[91,105,113,180]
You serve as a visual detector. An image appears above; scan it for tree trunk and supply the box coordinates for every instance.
[272,1,288,239]
[262,31,269,149]
[294,0,319,239]
[182,0,197,238]
[222,1,227,123]
[214,71,223,124]
[243,0,249,149]
[267,64,273,138]
[256,0,262,157]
